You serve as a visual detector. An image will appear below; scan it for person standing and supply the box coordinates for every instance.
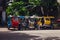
[25,19,29,30]
[18,18,22,30]
[37,19,42,30]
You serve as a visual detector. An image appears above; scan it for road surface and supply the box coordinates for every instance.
[0,28,60,40]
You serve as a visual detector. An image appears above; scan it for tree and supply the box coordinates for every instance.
[6,1,29,16]
[6,0,58,17]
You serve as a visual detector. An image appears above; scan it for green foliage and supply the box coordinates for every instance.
[6,6,13,15]
[6,1,27,16]
[6,0,42,16]
[29,0,42,7]
[6,0,58,16]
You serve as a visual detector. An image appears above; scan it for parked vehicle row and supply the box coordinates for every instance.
[7,15,55,30]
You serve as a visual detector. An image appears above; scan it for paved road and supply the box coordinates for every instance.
[0,28,60,40]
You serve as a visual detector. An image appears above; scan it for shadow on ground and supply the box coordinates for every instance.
[45,37,60,40]
[0,32,60,40]
[0,32,39,40]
